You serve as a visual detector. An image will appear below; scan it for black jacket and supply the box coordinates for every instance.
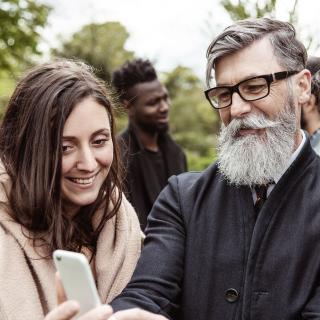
[112,140,320,319]
[118,127,187,230]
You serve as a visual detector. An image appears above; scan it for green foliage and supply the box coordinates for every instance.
[114,105,128,134]
[0,70,15,117]
[52,22,134,82]
[162,66,219,170]
[186,147,217,171]
[220,0,277,20]
[0,0,51,74]
[0,72,14,95]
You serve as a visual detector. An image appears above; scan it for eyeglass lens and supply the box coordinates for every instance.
[208,77,269,108]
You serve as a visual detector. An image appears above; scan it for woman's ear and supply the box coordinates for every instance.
[297,69,311,105]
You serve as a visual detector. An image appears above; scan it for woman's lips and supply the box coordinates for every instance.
[66,172,99,186]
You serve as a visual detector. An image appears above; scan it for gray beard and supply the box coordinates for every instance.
[217,102,297,187]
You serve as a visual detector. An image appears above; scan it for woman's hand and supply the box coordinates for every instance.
[44,273,113,320]
[45,273,167,320]
[44,301,113,320]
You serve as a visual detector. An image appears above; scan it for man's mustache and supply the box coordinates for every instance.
[224,114,281,137]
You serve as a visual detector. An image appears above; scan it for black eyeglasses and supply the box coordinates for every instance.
[204,70,300,109]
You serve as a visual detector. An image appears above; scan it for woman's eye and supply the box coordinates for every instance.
[62,145,73,153]
[93,138,108,146]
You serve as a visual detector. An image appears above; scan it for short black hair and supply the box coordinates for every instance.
[112,58,157,100]
[306,56,320,75]
[311,71,320,110]
[306,56,320,110]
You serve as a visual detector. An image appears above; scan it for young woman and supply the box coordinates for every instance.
[0,60,142,320]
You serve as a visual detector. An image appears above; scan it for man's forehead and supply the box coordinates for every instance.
[213,38,279,86]
[129,80,168,104]
[131,80,166,95]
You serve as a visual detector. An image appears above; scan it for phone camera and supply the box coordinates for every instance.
[56,256,61,261]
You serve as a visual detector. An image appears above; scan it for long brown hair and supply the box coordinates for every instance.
[0,59,123,256]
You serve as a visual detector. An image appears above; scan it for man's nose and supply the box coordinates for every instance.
[76,147,97,171]
[159,99,169,112]
[230,92,252,118]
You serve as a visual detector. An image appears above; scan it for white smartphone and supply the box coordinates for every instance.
[53,250,101,317]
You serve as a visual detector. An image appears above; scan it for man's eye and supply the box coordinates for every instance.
[244,84,266,93]
[217,91,231,102]
[147,100,157,106]
[242,79,267,94]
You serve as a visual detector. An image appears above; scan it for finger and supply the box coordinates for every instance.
[109,308,168,320]
[78,305,113,320]
[55,272,68,305]
[45,300,80,320]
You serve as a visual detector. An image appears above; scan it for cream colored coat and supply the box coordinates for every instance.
[0,165,142,320]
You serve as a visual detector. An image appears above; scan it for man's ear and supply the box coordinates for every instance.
[122,99,130,110]
[122,99,135,117]
[297,69,311,105]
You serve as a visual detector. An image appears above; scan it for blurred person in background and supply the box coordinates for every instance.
[301,56,320,155]
[112,59,187,230]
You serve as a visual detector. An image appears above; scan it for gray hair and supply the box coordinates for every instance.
[206,18,307,87]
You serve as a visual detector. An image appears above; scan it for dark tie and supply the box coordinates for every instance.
[254,185,269,214]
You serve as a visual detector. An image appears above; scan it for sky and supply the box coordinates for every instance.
[41,0,320,81]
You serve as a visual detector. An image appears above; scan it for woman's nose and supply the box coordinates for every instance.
[76,147,97,171]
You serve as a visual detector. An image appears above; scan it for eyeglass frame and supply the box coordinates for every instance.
[204,70,300,110]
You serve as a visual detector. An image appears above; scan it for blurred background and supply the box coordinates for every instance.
[1,0,319,170]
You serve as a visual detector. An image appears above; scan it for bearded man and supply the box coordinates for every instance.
[110,18,320,320]
[112,59,187,230]
[45,17,320,320]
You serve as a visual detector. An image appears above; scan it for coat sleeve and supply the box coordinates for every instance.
[111,175,185,319]
[301,285,320,319]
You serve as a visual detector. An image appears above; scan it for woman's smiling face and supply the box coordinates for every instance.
[61,96,113,216]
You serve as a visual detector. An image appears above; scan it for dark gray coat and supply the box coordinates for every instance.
[112,140,320,319]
